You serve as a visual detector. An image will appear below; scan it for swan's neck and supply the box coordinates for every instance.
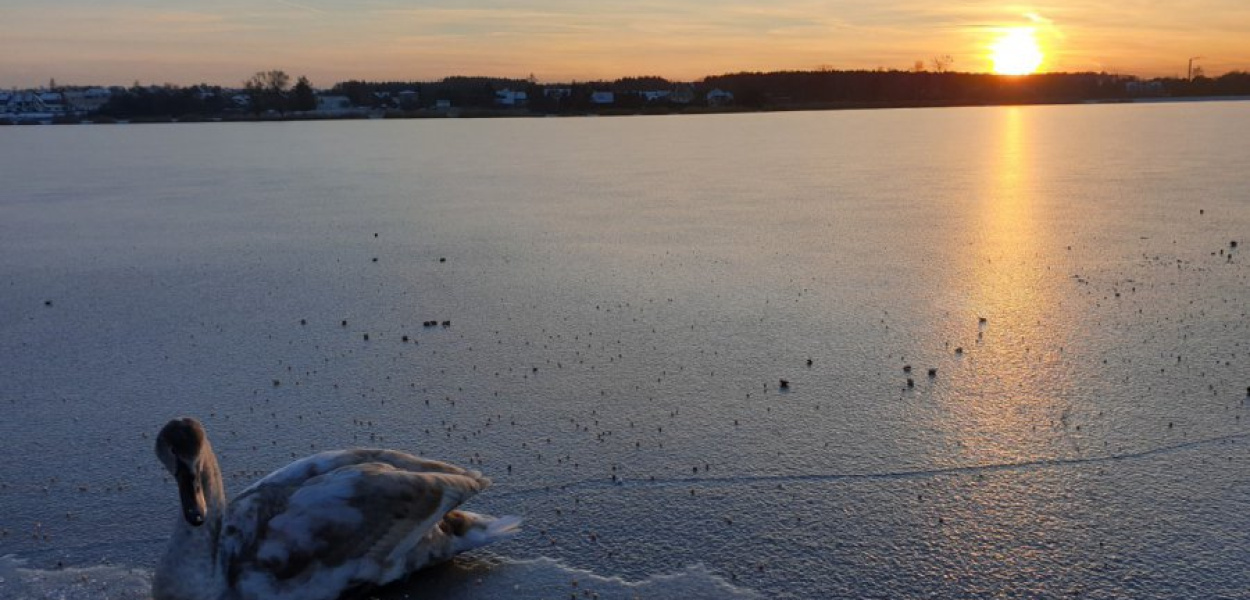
[154,442,228,600]
[196,443,228,515]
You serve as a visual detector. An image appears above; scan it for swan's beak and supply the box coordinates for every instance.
[175,461,206,527]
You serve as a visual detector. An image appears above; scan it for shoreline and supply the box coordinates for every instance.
[4,95,1248,126]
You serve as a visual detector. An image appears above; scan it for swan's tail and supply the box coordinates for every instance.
[447,511,523,554]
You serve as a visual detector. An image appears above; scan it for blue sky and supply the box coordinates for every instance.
[2,0,1247,87]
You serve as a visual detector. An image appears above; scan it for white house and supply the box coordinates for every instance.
[1,91,58,115]
[668,85,695,104]
[706,88,735,106]
[397,90,419,109]
[590,91,615,105]
[315,95,354,113]
[37,92,66,112]
[495,89,528,106]
[62,88,112,112]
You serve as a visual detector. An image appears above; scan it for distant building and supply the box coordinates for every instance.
[543,87,572,99]
[495,89,528,107]
[1,91,60,116]
[37,92,66,112]
[639,90,671,102]
[315,95,354,114]
[706,88,735,106]
[192,86,216,101]
[372,91,398,109]
[397,90,419,109]
[668,85,695,104]
[590,91,615,105]
[61,88,112,112]
[435,99,453,110]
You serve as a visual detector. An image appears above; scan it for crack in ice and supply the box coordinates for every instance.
[493,430,1250,498]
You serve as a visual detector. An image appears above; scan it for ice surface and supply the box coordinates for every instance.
[0,555,150,600]
[0,555,759,600]
[2,102,1249,598]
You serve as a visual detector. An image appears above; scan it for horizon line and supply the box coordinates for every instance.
[12,66,1243,91]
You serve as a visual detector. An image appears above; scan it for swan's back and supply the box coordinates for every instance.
[220,449,501,600]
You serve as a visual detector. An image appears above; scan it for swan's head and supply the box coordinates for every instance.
[155,417,209,527]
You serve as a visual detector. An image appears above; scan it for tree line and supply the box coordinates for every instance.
[87,68,1250,121]
[95,70,316,120]
[702,70,1250,107]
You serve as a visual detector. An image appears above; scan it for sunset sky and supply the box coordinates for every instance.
[2,0,1248,88]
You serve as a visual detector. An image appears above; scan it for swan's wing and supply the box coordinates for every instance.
[221,461,488,596]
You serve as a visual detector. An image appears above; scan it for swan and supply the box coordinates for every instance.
[152,417,520,600]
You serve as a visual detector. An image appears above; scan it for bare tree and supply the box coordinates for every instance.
[246,70,291,94]
[244,70,292,114]
[930,55,954,73]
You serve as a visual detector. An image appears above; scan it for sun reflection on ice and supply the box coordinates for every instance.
[943,107,1078,466]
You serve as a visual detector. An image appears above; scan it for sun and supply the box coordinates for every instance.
[990,27,1044,75]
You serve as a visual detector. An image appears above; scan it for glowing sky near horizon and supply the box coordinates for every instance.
[1,0,1247,87]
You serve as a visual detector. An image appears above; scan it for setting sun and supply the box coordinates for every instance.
[990,28,1044,75]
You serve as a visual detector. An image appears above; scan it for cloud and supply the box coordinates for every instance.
[272,0,327,15]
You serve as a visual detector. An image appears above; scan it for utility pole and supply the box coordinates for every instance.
[1187,56,1204,81]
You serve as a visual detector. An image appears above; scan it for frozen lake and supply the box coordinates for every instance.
[2,102,1249,599]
